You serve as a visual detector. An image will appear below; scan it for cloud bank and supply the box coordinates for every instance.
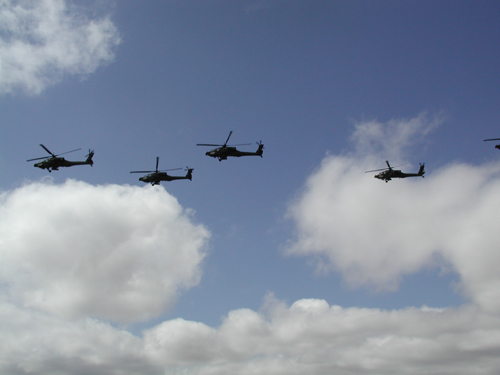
[2,296,500,374]
[0,179,210,323]
[0,0,120,95]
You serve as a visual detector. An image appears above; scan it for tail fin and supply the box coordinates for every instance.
[186,168,193,181]
[86,150,94,166]
[418,163,425,177]
[256,141,264,157]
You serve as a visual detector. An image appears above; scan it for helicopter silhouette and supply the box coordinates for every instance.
[483,138,500,150]
[27,144,94,172]
[197,131,264,161]
[366,161,425,182]
[130,157,193,185]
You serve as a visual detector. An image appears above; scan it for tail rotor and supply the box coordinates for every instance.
[256,140,264,157]
[185,166,194,180]
[86,149,94,166]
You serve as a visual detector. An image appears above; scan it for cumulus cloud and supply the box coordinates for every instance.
[287,113,500,313]
[0,0,120,95]
[0,300,157,375]
[140,296,500,375]
[2,295,500,374]
[0,179,210,323]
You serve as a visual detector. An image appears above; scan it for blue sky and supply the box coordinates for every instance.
[1,1,500,374]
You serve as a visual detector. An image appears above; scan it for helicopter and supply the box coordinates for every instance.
[197,131,264,161]
[130,157,193,185]
[27,144,94,172]
[483,138,500,150]
[366,160,425,182]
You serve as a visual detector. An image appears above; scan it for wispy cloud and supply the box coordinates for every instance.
[350,111,444,161]
[0,0,120,95]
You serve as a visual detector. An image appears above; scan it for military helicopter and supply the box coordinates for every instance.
[483,138,500,150]
[130,157,193,185]
[365,161,425,182]
[27,144,94,172]
[197,131,264,161]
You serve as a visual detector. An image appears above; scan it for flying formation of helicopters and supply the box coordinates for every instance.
[26,135,500,184]
[26,132,265,182]
[27,144,94,172]
[365,161,425,183]
[197,131,264,161]
[130,157,193,185]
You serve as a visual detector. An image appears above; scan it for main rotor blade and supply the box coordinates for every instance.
[484,138,500,141]
[27,156,49,162]
[365,162,409,173]
[56,148,82,157]
[385,160,391,169]
[40,144,55,157]
[196,143,223,146]
[227,143,252,146]
[392,162,409,168]
[29,145,80,161]
[131,167,184,173]
[158,168,183,172]
[224,131,233,146]
[156,157,159,173]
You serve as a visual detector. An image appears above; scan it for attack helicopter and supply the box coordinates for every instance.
[197,131,264,161]
[130,157,193,185]
[483,138,500,150]
[27,144,94,172]
[366,161,425,182]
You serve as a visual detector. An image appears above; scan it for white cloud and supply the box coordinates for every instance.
[0,179,210,323]
[287,114,500,313]
[0,0,120,95]
[0,300,159,374]
[3,295,500,374]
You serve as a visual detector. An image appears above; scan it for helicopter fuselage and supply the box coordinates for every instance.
[33,153,94,172]
[374,165,425,182]
[138,169,193,185]
[206,145,264,161]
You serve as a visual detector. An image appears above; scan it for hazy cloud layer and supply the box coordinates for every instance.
[287,114,500,313]
[0,180,210,323]
[0,0,120,95]
[2,296,500,374]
